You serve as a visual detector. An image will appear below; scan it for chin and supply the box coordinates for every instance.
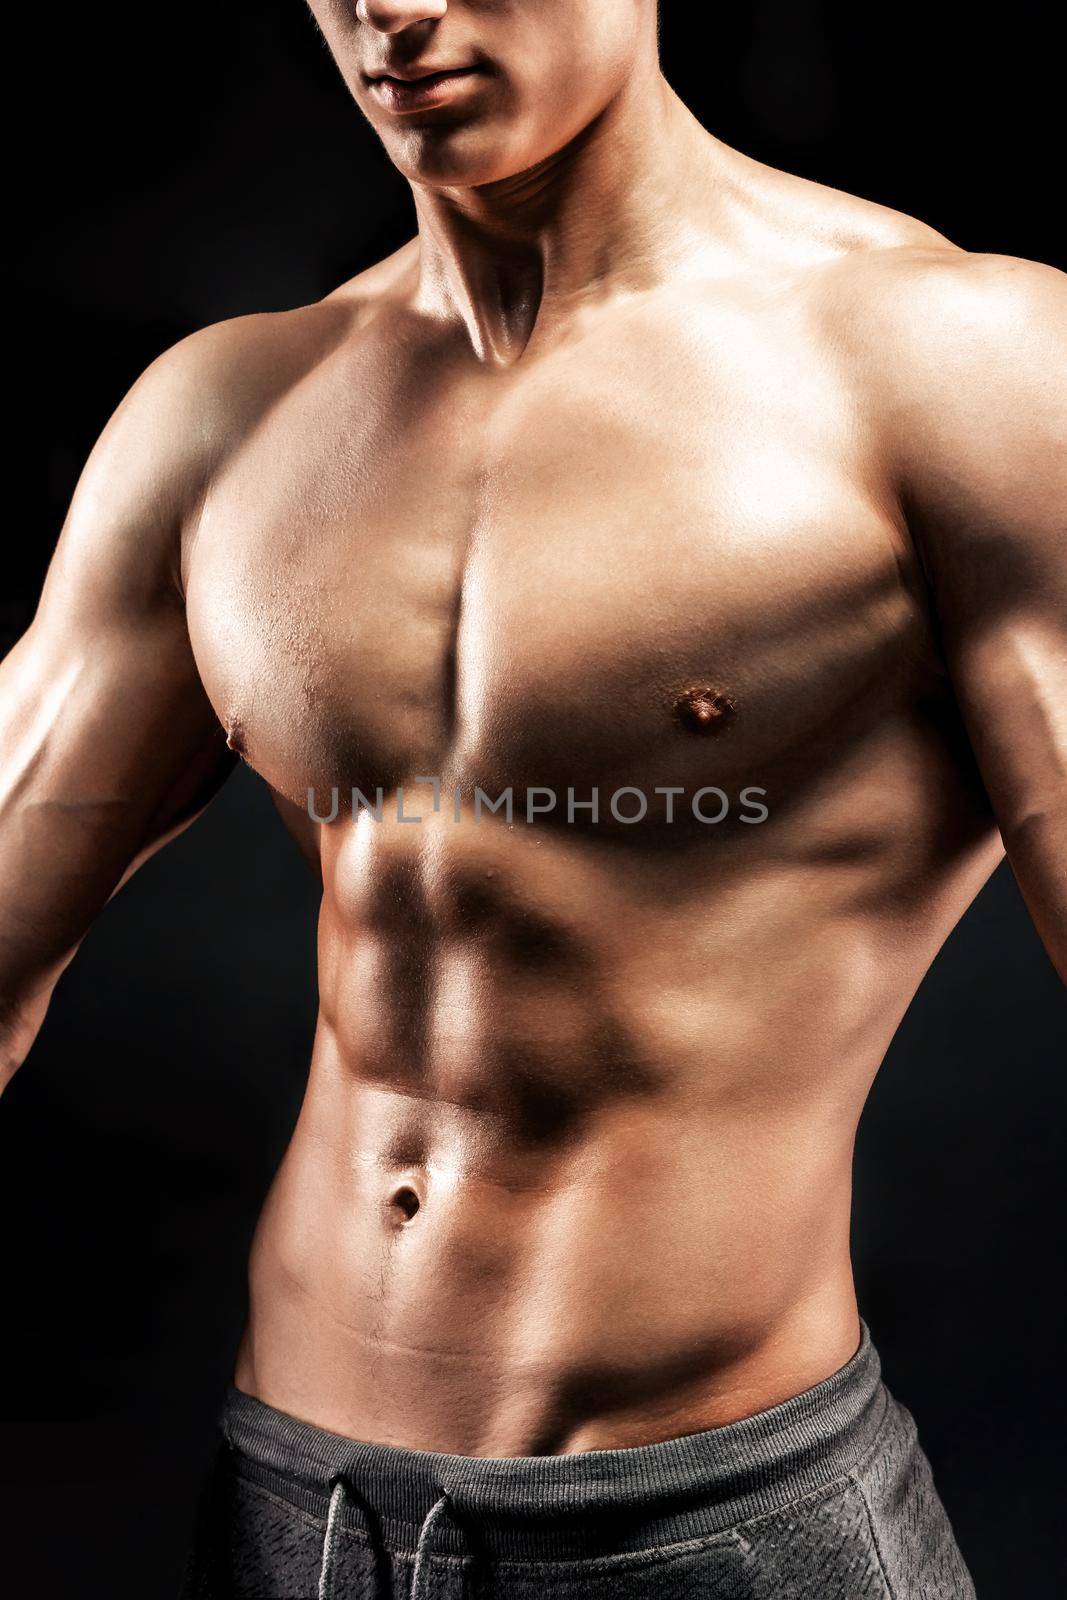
[387,128,531,189]
[423,158,530,188]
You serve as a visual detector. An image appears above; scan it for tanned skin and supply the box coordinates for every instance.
[1,0,1064,1457]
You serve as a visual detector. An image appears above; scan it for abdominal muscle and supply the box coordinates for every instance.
[237,1079,861,1456]
[230,812,952,1456]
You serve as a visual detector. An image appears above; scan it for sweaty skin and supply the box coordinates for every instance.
[2,2,1065,1458]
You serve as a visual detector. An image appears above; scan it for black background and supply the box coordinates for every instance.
[3,3,1065,1596]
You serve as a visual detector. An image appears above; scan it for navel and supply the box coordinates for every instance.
[389,1185,421,1223]
[674,685,736,734]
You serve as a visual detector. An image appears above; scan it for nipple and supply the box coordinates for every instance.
[225,718,246,756]
[674,686,736,734]
[390,1186,421,1222]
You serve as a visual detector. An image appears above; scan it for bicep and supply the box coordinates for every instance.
[898,257,1067,975]
[942,583,1067,973]
[0,356,233,1006]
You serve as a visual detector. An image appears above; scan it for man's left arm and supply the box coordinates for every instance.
[889,253,1066,980]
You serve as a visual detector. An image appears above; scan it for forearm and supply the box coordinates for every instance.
[0,749,230,1093]
[0,772,154,1079]
[0,986,53,1093]
[0,787,95,1084]
[1002,810,1067,986]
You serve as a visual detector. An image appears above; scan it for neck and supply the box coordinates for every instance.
[409,69,715,364]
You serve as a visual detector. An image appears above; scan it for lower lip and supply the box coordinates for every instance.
[369,69,484,115]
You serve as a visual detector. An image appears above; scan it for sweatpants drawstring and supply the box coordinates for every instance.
[319,1476,451,1599]
[411,1492,452,1600]
[319,1478,348,1600]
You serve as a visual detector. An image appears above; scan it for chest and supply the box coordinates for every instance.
[185,313,923,808]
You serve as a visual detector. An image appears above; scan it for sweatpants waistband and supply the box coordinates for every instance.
[220,1324,889,1563]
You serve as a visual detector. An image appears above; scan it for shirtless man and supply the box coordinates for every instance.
[2,1,1064,1596]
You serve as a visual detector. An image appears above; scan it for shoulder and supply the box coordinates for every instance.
[58,245,421,600]
[798,231,1066,514]
[810,240,1067,409]
[128,243,419,448]
[839,251,1066,526]
[120,298,358,467]
[733,145,1066,366]
[83,242,420,522]
[720,144,952,271]
[819,249,1066,562]
[732,157,1067,543]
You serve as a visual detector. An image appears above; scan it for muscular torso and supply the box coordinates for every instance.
[184,241,1002,1454]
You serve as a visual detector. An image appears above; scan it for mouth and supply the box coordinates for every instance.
[364,64,487,115]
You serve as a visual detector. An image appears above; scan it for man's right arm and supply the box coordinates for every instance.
[0,335,240,1089]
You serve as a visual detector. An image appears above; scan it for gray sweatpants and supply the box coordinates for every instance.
[180,1325,975,1598]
